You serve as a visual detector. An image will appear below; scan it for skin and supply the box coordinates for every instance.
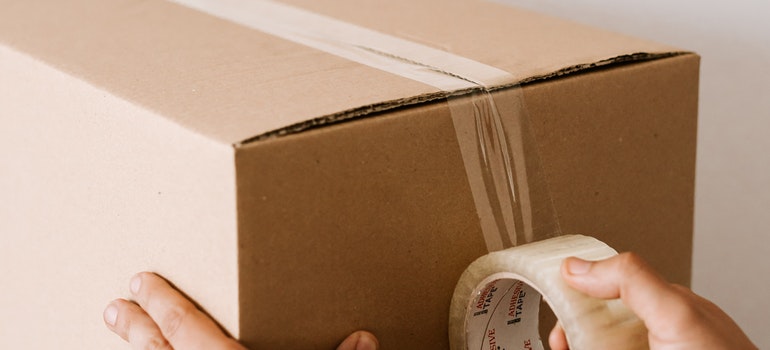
[103,272,378,350]
[105,253,755,349]
[548,253,758,350]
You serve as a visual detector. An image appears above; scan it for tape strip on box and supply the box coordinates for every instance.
[170,0,562,252]
[169,0,512,91]
[166,1,609,348]
[447,89,562,251]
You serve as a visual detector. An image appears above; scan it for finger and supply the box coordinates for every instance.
[548,322,569,350]
[130,272,244,350]
[560,253,685,327]
[337,330,379,350]
[104,299,172,350]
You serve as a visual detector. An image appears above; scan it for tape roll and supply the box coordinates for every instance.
[449,235,648,350]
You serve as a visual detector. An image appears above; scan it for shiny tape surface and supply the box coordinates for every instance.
[448,89,561,252]
[170,0,513,91]
[449,235,649,350]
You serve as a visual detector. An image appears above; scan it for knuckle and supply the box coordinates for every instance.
[616,252,647,275]
[159,303,194,340]
[669,298,701,324]
[670,284,703,308]
[614,252,650,299]
[144,336,173,350]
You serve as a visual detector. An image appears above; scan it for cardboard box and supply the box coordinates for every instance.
[0,0,698,348]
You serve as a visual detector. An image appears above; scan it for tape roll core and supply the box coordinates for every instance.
[449,235,649,350]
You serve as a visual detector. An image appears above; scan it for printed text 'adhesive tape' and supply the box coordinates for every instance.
[449,235,648,350]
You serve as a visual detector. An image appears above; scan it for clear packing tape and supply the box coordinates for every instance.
[171,0,564,249]
[167,0,645,348]
[449,235,648,350]
[447,86,647,349]
[448,89,562,252]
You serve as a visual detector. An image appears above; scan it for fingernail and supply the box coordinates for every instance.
[566,258,592,275]
[130,274,142,295]
[103,304,118,326]
[356,333,378,350]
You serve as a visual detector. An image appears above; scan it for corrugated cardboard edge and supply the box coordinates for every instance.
[230,53,700,348]
[237,51,689,145]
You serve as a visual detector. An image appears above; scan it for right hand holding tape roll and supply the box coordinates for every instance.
[449,235,648,350]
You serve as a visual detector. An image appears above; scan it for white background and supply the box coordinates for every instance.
[495,0,770,347]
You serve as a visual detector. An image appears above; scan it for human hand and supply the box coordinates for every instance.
[548,253,757,350]
[104,272,379,350]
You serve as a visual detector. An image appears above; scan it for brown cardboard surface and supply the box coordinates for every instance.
[0,0,435,144]
[235,102,485,348]
[0,0,679,144]
[527,54,699,286]
[0,0,699,349]
[232,54,698,349]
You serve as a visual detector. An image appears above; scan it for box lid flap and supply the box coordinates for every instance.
[0,0,682,145]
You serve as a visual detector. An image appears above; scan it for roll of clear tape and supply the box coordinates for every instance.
[449,235,648,350]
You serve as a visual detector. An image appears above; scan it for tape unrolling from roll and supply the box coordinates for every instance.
[449,235,648,350]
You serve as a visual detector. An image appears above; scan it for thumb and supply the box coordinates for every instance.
[560,253,683,330]
[337,331,379,350]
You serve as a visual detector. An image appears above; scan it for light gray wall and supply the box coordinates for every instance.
[494,0,770,347]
